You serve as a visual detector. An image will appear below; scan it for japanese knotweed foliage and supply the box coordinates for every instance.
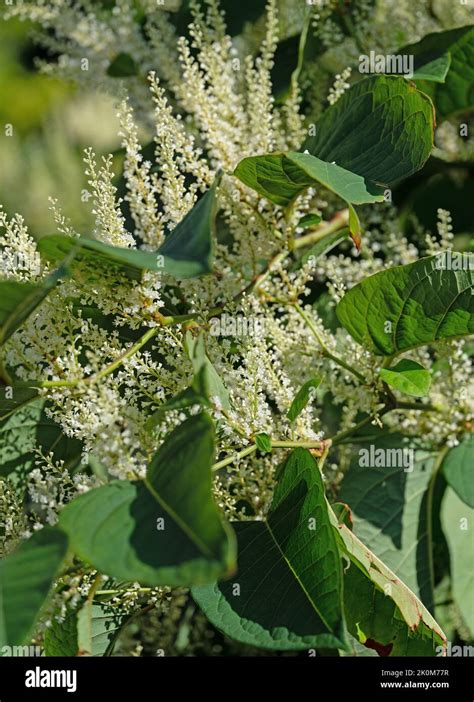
[0,0,473,658]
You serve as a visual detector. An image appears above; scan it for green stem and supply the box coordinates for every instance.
[271,440,329,449]
[20,327,159,390]
[212,444,258,471]
[331,411,388,446]
[293,210,349,249]
[294,303,367,384]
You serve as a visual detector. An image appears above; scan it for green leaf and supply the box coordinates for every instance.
[0,400,82,482]
[38,178,221,281]
[299,229,349,266]
[193,449,349,651]
[339,437,436,608]
[303,75,435,186]
[77,601,126,656]
[185,332,232,412]
[348,203,362,250]
[234,151,385,208]
[59,413,236,586]
[401,26,474,119]
[441,488,474,637]
[0,267,65,346]
[44,603,127,657]
[441,435,474,508]
[107,52,138,77]
[297,214,322,230]
[43,608,78,657]
[38,236,163,283]
[255,433,272,453]
[157,176,221,277]
[287,376,322,421]
[0,527,68,647]
[412,53,451,83]
[336,253,474,356]
[146,332,232,429]
[379,359,431,397]
[0,386,39,422]
[331,509,446,655]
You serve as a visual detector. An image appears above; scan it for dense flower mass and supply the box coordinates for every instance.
[0,0,472,657]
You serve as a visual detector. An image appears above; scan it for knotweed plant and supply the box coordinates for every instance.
[0,0,473,658]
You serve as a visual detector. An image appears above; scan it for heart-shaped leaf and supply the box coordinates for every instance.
[336,253,474,356]
[0,527,68,648]
[59,413,236,586]
[234,151,385,208]
[235,76,434,211]
[193,449,349,651]
[379,359,431,397]
[303,75,435,186]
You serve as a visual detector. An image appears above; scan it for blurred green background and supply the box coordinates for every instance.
[0,17,120,237]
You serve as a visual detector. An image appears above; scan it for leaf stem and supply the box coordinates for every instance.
[293,210,349,249]
[19,327,159,389]
[293,302,367,384]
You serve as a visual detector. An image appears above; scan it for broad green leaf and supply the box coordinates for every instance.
[339,437,436,608]
[379,359,431,397]
[255,433,272,453]
[441,488,474,636]
[234,151,385,208]
[43,608,78,657]
[331,510,446,655]
[303,75,435,186]
[107,52,138,77]
[193,449,349,651]
[38,178,220,281]
[402,26,474,118]
[59,413,236,586]
[287,376,322,421]
[0,267,65,346]
[336,254,474,356]
[0,527,68,648]
[77,602,126,656]
[441,435,474,508]
[44,603,127,657]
